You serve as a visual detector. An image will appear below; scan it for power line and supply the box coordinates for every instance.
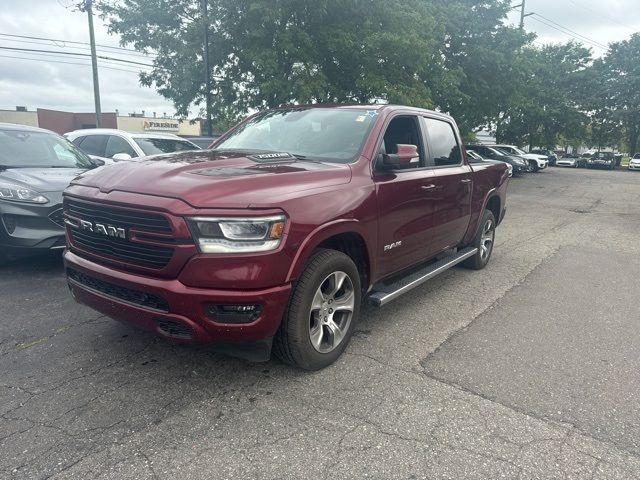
[0,45,155,67]
[528,16,608,51]
[530,13,609,50]
[0,54,145,74]
[0,48,152,72]
[0,32,157,57]
[0,35,156,60]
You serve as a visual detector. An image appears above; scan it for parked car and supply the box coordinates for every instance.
[531,148,558,166]
[65,129,200,161]
[467,150,513,177]
[633,153,640,160]
[556,154,587,168]
[0,123,101,266]
[628,155,640,171]
[182,136,221,149]
[491,144,548,172]
[466,144,529,175]
[587,152,616,170]
[62,104,508,370]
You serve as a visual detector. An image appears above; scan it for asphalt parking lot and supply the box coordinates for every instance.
[2,167,640,479]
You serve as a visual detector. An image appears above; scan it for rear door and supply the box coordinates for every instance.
[421,116,473,254]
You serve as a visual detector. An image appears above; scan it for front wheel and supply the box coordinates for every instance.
[463,210,496,270]
[274,249,361,370]
[529,160,539,172]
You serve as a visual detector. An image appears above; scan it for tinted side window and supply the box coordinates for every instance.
[105,135,137,158]
[76,135,107,156]
[381,116,424,169]
[424,118,461,167]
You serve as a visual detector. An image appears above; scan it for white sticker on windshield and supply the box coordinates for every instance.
[356,115,366,122]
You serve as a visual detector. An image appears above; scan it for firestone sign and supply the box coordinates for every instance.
[143,120,179,132]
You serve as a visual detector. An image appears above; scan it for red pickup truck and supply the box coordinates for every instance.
[63,105,508,369]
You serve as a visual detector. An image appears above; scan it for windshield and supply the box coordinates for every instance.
[133,137,198,156]
[495,147,517,157]
[488,147,509,158]
[0,129,94,168]
[213,108,378,163]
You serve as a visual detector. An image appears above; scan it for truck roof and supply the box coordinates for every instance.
[268,103,454,121]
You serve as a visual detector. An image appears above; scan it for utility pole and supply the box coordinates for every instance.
[202,0,213,136]
[85,0,102,127]
[519,0,526,29]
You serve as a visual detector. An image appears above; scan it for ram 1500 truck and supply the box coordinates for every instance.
[63,105,508,370]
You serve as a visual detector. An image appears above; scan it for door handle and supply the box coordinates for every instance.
[421,184,436,191]
[460,179,472,184]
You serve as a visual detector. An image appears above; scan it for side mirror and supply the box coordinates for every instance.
[112,153,133,161]
[382,144,419,168]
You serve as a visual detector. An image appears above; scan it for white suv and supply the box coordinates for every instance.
[65,129,200,162]
[491,144,549,172]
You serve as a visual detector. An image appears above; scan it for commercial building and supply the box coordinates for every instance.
[0,107,202,137]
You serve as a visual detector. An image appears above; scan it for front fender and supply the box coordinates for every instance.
[285,219,372,283]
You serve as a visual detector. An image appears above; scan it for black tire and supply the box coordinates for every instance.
[462,210,496,270]
[529,160,539,172]
[274,248,361,370]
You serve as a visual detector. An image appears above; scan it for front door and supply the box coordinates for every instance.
[374,115,438,279]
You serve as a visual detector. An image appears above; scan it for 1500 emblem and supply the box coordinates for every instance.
[79,220,127,239]
[384,241,402,252]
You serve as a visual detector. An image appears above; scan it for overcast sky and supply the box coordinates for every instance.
[0,0,639,117]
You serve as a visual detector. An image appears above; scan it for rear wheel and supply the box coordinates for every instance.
[274,249,361,370]
[463,210,496,270]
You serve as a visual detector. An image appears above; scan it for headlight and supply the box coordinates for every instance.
[187,215,286,253]
[0,180,48,204]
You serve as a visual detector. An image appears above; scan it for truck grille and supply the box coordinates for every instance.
[64,199,175,269]
[65,199,172,234]
[67,268,170,312]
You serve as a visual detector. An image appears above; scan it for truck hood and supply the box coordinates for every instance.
[1,167,86,193]
[69,150,353,208]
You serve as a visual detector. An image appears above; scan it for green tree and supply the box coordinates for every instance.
[428,0,529,137]
[496,42,591,149]
[100,0,442,122]
[598,34,640,155]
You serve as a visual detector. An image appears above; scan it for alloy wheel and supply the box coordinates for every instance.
[480,219,495,261]
[308,271,355,353]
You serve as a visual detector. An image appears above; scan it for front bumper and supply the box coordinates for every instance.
[556,161,577,167]
[0,197,66,259]
[628,163,640,170]
[535,159,548,169]
[64,250,292,348]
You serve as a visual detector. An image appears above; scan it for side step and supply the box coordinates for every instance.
[368,247,478,307]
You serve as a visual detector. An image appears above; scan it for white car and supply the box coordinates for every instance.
[491,144,549,172]
[629,154,640,171]
[64,128,200,161]
[556,155,580,168]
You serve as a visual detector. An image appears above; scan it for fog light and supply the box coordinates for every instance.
[205,304,262,324]
[2,215,16,234]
